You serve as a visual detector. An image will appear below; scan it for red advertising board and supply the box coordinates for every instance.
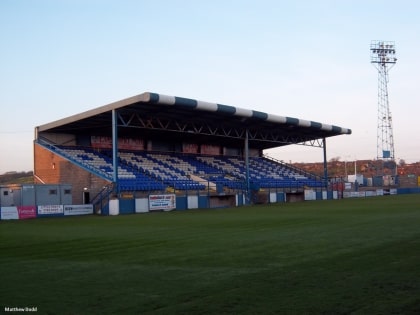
[201,144,220,155]
[119,138,144,150]
[183,143,199,154]
[91,136,112,149]
[18,206,37,219]
[0,206,36,220]
[91,136,144,150]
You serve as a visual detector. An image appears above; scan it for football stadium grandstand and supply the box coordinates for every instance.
[32,92,351,213]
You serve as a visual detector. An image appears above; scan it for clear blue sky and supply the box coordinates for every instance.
[1,0,419,173]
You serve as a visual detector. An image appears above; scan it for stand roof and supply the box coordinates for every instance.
[36,92,351,150]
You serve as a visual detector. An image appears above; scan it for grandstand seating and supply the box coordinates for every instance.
[119,152,205,190]
[55,146,323,192]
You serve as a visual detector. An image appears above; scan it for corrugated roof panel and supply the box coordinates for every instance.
[174,96,197,108]
[234,107,253,118]
[196,100,218,112]
[286,117,299,125]
[310,121,323,129]
[321,124,333,131]
[266,114,287,124]
[217,104,236,115]
[252,111,268,120]
[156,94,176,105]
[298,119,311,127]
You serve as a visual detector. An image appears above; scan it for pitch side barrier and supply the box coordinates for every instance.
[304,187,420,200]
[3,189,418,219]
[103,192,249,215]
[0,204,93,220]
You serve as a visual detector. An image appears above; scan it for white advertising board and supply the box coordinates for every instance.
[149,194,176,211]
[64,204,93,216]
[304,190,316,201]
[1,207,19,220]
[38,205,64,215]
[135,198,149,213]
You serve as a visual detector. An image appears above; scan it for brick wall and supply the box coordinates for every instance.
[34,144,111,204]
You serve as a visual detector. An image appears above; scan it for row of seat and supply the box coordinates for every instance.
[57,146,323,191]
[119,152,206,190]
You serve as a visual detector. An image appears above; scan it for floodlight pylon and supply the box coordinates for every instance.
[370,40,397,174]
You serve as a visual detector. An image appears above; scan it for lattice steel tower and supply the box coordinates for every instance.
[370,40,397,169]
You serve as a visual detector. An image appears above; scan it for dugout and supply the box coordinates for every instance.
[33,92,351,212]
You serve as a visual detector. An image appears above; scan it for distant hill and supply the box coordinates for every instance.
[0,171,34,185]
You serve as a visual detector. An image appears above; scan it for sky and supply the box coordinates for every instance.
[1,0,420,174]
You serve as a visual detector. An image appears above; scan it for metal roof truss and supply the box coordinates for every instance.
[116,111,324,148]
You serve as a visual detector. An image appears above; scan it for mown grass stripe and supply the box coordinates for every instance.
[1,194,420,314]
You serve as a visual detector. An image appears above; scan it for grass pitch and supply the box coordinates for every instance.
[1,194,420,314]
